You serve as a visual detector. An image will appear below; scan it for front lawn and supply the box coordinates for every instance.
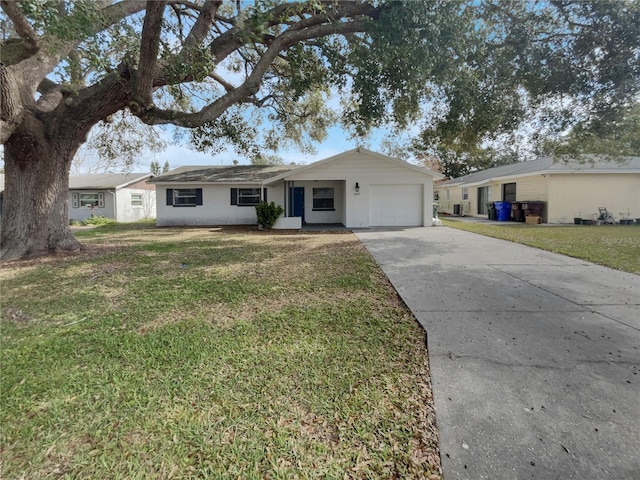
[1,224,441,479]
[442,219,640,274]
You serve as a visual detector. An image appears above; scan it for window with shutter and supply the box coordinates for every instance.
[72,192,79,208]
[237,188,260,206]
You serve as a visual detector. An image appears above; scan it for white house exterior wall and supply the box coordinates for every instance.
[285,153,434,227]
[116,188,156,222]
[547,173,640,223]
[156,183,286,226]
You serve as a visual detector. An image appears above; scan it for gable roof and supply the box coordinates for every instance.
[149,164,299,184]
[149,149,442,186]
[69,173,153,189]
[440,156,640,187]
[263,147,444,184]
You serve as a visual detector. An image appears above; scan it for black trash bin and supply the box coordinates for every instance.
[511,202,524,222]
[487,202,496,220]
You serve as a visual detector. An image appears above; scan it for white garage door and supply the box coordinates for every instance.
[370,184,423,226]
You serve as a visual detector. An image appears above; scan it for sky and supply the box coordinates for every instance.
[157,125,370,168]
[0,113,409,175]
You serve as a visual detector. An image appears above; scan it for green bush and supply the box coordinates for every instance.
[255,201,284,229]
[82,215,116,226]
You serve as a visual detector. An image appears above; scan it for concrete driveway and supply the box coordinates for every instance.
[355,227,640,480]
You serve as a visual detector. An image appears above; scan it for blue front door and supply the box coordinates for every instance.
[290,187,305,221]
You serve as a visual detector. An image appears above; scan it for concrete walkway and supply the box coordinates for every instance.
[355,227,640,480]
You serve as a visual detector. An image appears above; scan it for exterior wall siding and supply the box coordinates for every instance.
[116,188,156,222]
[156,183,285,226]
[547,173,640,224]
[515,175,549,202]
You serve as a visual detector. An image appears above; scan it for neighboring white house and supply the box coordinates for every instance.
[150,148,443,229]
[68,173,156,222]
[437,156,640,223]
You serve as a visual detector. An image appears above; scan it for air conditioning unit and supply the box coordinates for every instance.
[462,201,471,214]
[453,204,462,216]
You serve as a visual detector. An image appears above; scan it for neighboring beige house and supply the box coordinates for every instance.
[68,173,156,222]
[151,148,443,228]
[437,156,640,223]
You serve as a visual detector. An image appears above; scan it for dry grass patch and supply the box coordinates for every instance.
[2,223,442,479]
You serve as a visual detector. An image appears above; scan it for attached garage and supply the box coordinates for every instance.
[370,184,424,226]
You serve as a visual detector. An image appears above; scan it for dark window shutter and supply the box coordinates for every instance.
[166,188,173,206]
[195,188,203,205]
[263,188,267,203]
[230,188,238,205]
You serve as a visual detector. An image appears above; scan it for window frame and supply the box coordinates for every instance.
[237,188,261,207]
[79,193,100,208]
[502,182,517,203]
[166,188,203,207]
[131,193,143,207]
[312,187,335,211]
[462,187,469,200]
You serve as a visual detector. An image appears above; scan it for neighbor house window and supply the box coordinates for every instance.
[131,194,143,206]
[166,188,203,207]
[312,187,334,211]
[462,187,469,200]
[72,192,105,209]
[230,188,265,206]
[80,193,99,207]
[502,182,516,203]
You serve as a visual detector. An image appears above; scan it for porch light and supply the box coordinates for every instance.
[355,182,360,193]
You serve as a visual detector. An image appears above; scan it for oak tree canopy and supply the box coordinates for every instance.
[1,0,638,260]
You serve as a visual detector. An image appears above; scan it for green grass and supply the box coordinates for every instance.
[1,225,440,479]
[442,219,640,274]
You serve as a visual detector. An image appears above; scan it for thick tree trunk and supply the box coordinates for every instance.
[1,126,82,261]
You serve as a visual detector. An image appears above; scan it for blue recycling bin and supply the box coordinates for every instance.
[494,201,512,221]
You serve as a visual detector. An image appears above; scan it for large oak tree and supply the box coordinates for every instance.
[1,0,638,259]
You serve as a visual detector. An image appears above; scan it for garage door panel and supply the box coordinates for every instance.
[370,184,423,226]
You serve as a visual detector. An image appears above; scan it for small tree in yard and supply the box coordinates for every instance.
[1,1,638,260]
[256,201,284,230]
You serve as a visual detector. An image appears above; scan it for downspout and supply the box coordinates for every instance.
[107,190,116,221]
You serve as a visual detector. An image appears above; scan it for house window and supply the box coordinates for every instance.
[502,182,516,203]
[73,192,105,209]
[312,187,334,211]
[462,187,469,200]
[238,188,261,206]
[445,189,450,201]
[175,189,197,206]
[230,188,266,206]
[80,193,100,208]
[131,194,143,206]
[166,188,203,207]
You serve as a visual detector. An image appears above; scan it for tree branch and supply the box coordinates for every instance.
[0,1,39,51]
[133,0,167,110]
[183,0,222,50]
[137,19,371,127]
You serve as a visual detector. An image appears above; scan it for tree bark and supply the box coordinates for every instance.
[1,120,83,261]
